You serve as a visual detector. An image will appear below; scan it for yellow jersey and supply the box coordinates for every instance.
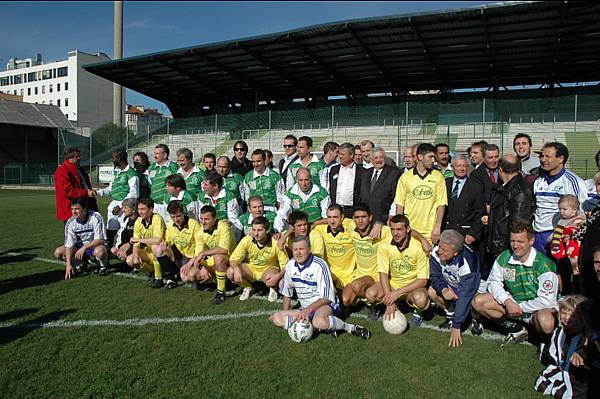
[377,235,429,289]
[230,235,289,272]
[199,220,236,255]
[165,217,204,258]
[133,213,165,251]
[350,225,392,279]
[393,168,447,240]
[285,230,325,259]
[314,218,356,282]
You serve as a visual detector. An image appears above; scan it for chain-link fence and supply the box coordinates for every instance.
[4,93,599,185]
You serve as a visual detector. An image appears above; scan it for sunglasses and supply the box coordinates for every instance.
[283,144,296,148]
[234,148,245,152]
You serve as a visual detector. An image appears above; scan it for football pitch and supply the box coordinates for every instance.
[0,189,543,398]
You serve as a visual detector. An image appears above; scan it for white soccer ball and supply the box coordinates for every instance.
[382,310,408,335]
[288,319,314,343]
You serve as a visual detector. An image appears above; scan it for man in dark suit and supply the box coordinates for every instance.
[359,147,401,223]
[329,142,364,218]
[443,154,483,246]
[469,143,501,205]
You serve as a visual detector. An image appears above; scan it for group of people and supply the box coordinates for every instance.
[53,133,600,397]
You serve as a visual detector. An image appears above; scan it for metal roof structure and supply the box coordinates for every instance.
[0,100,73,129]
[83,1,600,117]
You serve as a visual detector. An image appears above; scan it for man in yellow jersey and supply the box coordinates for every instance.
[185,205,236,305]
[394,143,447,244]
[277,210,324,258]
[366,214,430,327]
[151,201,204,291]
[313,204,357,290]
[126,198,166,289]
[228,216,289,302]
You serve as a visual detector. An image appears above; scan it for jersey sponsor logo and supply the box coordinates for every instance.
[249,181,257,190]
[390,258,414,275]
[412,185,434,200]
[327,243,349,255]
[149,169,157,178]
[354,240,375,257]
[542,279,554,291]
[503,267,516,282]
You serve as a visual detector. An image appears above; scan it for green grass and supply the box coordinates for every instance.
[0,190,544,398]
[564,131,599,179]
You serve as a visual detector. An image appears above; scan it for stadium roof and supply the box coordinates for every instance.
[0,100,73,129]
[84,1,600,117]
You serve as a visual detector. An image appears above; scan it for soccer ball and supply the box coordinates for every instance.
[382,310,408,335]
[288,320,314,343]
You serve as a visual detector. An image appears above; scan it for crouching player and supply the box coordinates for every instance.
[56,197,109,279]
[126,198,167,288]
[228,216,289,302]
[471,220,558,346]
[269,236,371,340]
[151,200,205,291]
[110,198,138,262]
[428,230,481,347]
[366,214,430,327]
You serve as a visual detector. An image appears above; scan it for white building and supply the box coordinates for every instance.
[0,50,114,134]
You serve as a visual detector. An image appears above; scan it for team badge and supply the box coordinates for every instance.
[504,267,516,282]
[292,199,300,208]
[542,279,553,291]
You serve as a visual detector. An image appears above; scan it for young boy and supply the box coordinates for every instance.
[110,198,138,262]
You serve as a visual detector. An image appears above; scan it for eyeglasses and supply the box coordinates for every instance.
[234,148,245,152]
[283,144,296,148]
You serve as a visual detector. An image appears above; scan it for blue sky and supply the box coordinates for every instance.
[1,1,496,115]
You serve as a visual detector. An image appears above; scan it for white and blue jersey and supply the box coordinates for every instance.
[281,253,337,309]
[533,168,587,232]
[64,211,106,248]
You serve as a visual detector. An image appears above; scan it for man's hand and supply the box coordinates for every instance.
[504,298,523,318]
[264,272,280,287]
[232,267,242,284]
[449,328,462,347]
[295,308,311,322]
[384,303,398,320]
[88,189,96,197]
[272,232,281,242]
[131,253,141,266]
[65,264,73,280]
[465,235,476,245]
[112,205,122,216]
[442,287,459,301]
[383,290,401,306]
[369,223,382,240]
[481,215,489,225]
[180,263,191,280]
[74,247,86,260]
[431,226,441,244]
[570,352,586,368]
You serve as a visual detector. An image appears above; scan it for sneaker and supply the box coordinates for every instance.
[438,317,452,330]
[149,277,164,289]
[239,287,253,301]
[211,290,226,305]
[409,311,423,328]
[330,330,339,338]
[351,325,372,340]
[471,319,484,336]
[160,279,178,292]
[367,307,381,321]
[501,328,528,347]
[98,267,110,276]
[267,287,278,302]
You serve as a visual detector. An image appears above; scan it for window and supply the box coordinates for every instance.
[42,85,45,94]
[14,75,22,84]
[57,67,68,77]
[57,99,61,107]
[41,69,52,80]
[0,77,9,86]
[28,72,36,82]
[13,90,17,95]
[49,84,53,93]
[52,69,56,79]
[65,98,69,106]
[20,89,24,96]
[27,88,31,96]
[64,82,68,91]
[34,87,38,95]
[57,83,60,91]
[50,100,53,105]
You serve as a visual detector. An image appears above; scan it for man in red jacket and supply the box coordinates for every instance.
[54,147,97,222]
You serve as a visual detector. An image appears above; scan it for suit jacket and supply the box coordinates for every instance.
[328,163,364,206]
[358,165,401,223]
[443,176,484,239]
[469,165,502,205]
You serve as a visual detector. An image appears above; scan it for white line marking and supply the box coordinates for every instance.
[0,310,274,329]
[3,252,64,265]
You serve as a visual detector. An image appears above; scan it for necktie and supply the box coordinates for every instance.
[452,179,460,199]
[489,169,496,184]
[370,170,380,192]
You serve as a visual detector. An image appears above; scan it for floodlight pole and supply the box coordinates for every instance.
[113,1,124,127]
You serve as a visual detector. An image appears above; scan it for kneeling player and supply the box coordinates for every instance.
[110,198,138,262]
[55,197,109,279]
[365,214,430,327]
[126,198,166,288]
[152,200,205,290]
[269,236,371,340]
[227,216,289,302]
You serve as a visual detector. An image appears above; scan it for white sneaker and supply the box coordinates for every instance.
[239,287,253,301]
[268,287,278,302]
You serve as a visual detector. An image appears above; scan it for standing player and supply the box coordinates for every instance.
[286,136,328,189]
[366,214,430,327]
[241,149,285,212]
[269,236,371,340]
[196,172,240,222]
[56,197,108,279]
[234,195,284,237]
[216,156,244,207]
[176,148,205,199]
[227,217,289,302]
[148,144,179,222]
[277,168,330,225]
[164,174,197,218]
[126,198,167,288]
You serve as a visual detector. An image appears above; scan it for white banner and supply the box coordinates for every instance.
[98,166,114,184]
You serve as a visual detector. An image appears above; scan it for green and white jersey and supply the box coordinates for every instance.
[223,171,244,203]
[277,183,330,224]
[196,188,240,221]
[234,211,284,236]
[488,248,558,314]
[241,168,285,209]
[148,160,179,204]
[167,190,197,218]
[96,164,139,201]
[177,165,205,199]
[286,154,328,189]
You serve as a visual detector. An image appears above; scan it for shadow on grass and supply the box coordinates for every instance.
[0,309,76,345]
[0,308,39,323]
[0,269,65,294]
[0,247,43,256]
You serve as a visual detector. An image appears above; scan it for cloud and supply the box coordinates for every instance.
[125,17,180,33]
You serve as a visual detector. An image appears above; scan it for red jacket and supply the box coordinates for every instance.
[54,160,89,221]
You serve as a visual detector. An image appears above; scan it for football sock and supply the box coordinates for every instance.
[284,315,294,330]
[156,255,176,281]
[152,258,162,280]
[216,271,227,293]
[106,229,117,249]
[328,316,354,333]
